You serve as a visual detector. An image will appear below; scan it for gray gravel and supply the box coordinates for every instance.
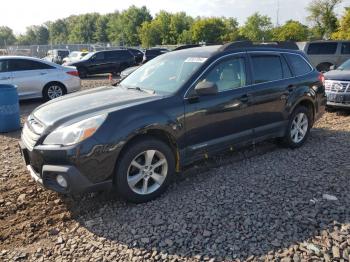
[0,78,349,261]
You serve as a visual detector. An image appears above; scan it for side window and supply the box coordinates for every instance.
[341,42,350,54]
[9,59,54,71]
[198,57,246,92]
[0,60,9,72]
[251,55,283,84]
[281,56,292,78]
[307,43,338,55]
[94,52,105,60]
[285,54,312,76]
[106,51,119,59]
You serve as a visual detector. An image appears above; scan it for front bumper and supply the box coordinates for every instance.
[19,141,112,194]
[326,92,350,108]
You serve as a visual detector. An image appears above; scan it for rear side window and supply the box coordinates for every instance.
[0,60,9,72]
[341,42,350,54]
[251,55,283,84]
[307,43,338,55]
[9,59,55,71]
[106,50,132,59]
[285,54,312,76]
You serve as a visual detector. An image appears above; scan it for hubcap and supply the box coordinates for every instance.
[47,85,63,99]
[290,113,308,143]
[127,150,168,195]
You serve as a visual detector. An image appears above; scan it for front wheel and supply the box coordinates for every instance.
[282,106,311,148]
[114,138,175,203]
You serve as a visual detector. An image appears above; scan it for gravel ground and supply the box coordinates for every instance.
[1,77,350,261]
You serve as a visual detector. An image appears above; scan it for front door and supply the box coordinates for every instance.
[0,59,12,85]
[183,54,256,161]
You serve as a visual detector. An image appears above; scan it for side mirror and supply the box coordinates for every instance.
[194,81,218,96]
[329,65,336,70]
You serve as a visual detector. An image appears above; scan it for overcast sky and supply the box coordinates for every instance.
[1,0,350,34]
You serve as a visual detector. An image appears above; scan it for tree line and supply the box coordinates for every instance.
[0,0,349,48]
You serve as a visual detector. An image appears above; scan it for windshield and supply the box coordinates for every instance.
[120,53,207,94]
[338,59,350,70]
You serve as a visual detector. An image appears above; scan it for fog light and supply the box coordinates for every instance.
[56,174,68,188]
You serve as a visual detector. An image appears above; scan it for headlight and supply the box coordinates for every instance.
[43,114,107,146]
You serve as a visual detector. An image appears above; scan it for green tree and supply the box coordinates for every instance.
[68,13,100,43]
[191,17,227,43]
[272,20,309,41]
[108,6,152,45]
[94,15,110,42]
[169,12,194,43]
[48,19,69,44]
[139,21,162,47]
[221,17,240,42]
[332,7,350,39]
[239,13,273,41]
[0,26,16,47]
[307,0,342,39]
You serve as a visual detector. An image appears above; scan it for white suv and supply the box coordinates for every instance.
[0,56,81,100]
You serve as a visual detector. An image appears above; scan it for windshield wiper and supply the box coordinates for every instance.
[126,86,155,95]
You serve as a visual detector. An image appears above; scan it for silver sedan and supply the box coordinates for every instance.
[0,56,81,100]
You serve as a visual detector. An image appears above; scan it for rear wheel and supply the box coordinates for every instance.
[114,138,175,203]
[43,83,66,100]
[282,106,311,148]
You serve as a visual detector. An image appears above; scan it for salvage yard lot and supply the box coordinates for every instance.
[1,78,350,261]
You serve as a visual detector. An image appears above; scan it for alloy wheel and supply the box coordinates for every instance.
[290,112,308,143]
[47,85,63,99]
[127,150,168,195]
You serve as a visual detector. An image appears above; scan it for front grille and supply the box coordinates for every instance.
[21,117,44,151]
[325,80,350,93]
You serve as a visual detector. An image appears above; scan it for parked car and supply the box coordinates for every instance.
[19,41,326,203]
[120,46,199,79]
[68,49,136,78]
[304,41,350,72]
[142,48,169,63]
[0,56,80,100]
[43,49,70,65]
[324,59,350,109]
[62,51,89,65]
[127,48,144,64]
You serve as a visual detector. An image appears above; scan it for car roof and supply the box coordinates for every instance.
[0,55,60,67]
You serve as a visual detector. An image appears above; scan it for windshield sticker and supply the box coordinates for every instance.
[184,57,208,63]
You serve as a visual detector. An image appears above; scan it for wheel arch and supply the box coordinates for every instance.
[42,81,67,97]
[115,128,181,175]
[316,62,333,72]
[291,98,316,126]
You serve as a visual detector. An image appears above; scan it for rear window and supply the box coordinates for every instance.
[106,50,133,59]
[285,54,312,76]
[251,55,283,84]
[341,42,350,54]
[307,43,338,55]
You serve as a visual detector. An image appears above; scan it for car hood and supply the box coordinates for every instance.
[324,70,350,81]
[33,86,160,128]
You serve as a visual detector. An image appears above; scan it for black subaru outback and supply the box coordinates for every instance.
[20,41,326,203]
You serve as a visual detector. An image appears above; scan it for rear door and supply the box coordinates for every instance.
[87,52,106,74]
[339,42,350,65]
[306,42,338,69]
[247,52,294,139]
[8,59,56,98]
[0,59,12,85]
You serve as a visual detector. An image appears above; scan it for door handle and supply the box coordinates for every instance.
[239,94,250,103]
[40,72,47,75]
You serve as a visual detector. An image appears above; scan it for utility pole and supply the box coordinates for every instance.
[276,0,280,27]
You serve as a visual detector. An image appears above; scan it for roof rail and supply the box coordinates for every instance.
[219,41,299,51]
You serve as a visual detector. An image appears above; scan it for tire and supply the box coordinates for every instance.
[282,106,312,148]
[114,138,175,203]
[43,83,66,101]
[78,67,88,78]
